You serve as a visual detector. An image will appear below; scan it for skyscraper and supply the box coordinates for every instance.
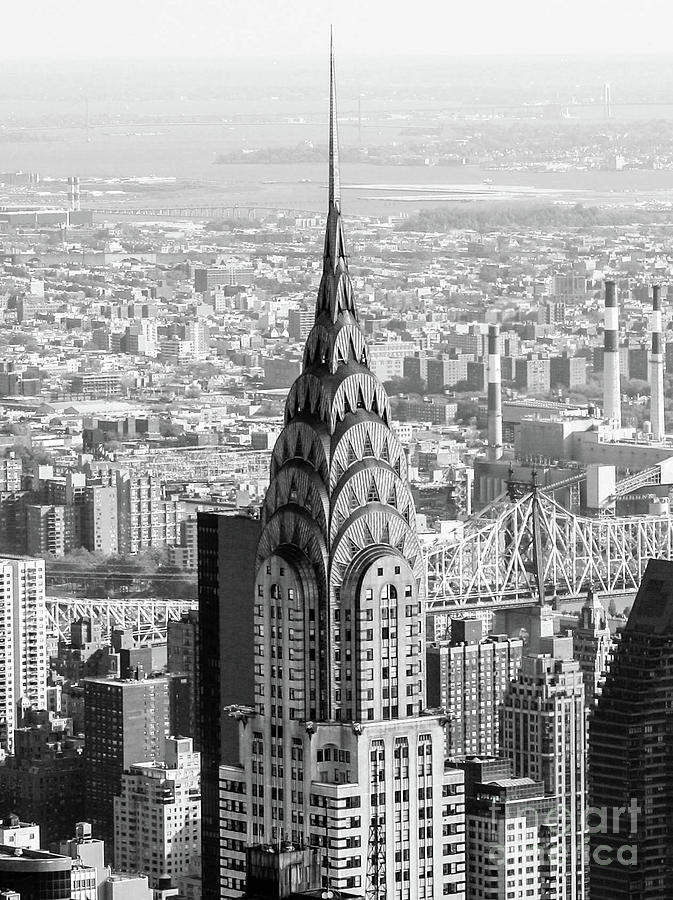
[0,557,48,754]
[217,38,465,900]
[502,637,587,900]
[590,558,673,900]
[458,758,558,900]
[197,512,261,900]
[83,675,170,857]
[114,737,201,888]
[427,618,523,758]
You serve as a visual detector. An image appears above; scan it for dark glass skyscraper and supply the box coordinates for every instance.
[590,558,673,899]
[197,512,261,900]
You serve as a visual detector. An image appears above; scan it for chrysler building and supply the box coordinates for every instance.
[217,38,465,900]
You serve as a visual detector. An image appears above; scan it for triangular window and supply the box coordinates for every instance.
[363,432,375,458]
[366,477,380,503]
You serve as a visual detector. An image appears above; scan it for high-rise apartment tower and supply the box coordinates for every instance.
[0,557,48,754]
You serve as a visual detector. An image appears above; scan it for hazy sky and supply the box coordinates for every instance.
[6,0,673,60]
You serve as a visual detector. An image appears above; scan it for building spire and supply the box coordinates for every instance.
[329,26,340,208]
[314,28,357,324]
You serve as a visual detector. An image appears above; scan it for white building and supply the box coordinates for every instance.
[114,737,201,888]
[0,814,40,849]
[368,339,417,382]
[0,558,48,753]
[461,758,559,900]
[502,636,587,900]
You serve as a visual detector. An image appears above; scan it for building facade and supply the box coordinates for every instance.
[502,638,587,900]
[460,758,558,900]
[197,512,261,900]
[428,619,523,758]
[83,675,170,857]
[0,720,85,846]
[0,557,48,753]
[590,559,673,899]
[114,737,201,888]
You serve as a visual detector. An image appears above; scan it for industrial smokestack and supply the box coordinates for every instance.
[604,82,612,119]
[487,323,503,460]
[650,284,665,441]
[67,176,80,213]
[603,280,621,427]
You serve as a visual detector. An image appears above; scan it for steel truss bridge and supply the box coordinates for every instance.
[44,464,673,638]
[90,205,317,220]
[425,480,673,613]
[46,597,197,646]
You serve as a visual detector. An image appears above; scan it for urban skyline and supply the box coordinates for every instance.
[1,22,673,900]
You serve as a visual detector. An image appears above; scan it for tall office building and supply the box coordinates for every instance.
[459,758,558,900]
[0,557,48,753]
[217,41,466,900]
[427,618,523,758]
[590,559,673,899]
[572,588,613,706]
[83,675,170,858]
[114,737,201,888]
[502,636,587,900]
[197,512,261,900]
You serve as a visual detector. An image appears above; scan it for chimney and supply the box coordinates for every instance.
[487,323,503,460]
[650,284,665,441]
[67,176,80,213]
[603,280,621,427]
